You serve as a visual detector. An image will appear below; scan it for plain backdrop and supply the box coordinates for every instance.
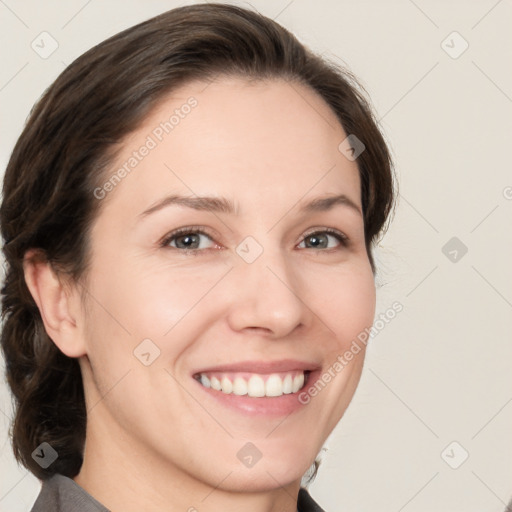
[1,1,511,511]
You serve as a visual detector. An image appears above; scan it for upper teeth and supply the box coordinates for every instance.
[197,371,306,397]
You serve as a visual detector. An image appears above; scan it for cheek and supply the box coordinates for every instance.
[303,261,376,348]
[83,257,230,361]
[85,249,375,360]
[299,262,375,429]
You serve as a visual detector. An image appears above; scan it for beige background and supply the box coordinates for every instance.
[1,1,511,510]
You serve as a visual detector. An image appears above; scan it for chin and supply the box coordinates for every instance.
[221,467,305,493]
[218,452,313,493]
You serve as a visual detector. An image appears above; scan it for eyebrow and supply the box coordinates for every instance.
[138,193,362,219]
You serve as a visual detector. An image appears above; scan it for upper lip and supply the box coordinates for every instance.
[192,359,321,376]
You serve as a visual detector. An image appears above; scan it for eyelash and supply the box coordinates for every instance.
[159,225,350,254]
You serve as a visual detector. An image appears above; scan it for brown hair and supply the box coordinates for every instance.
[0,2,395,483]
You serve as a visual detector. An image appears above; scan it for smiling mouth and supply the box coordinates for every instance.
[193,370,311,398]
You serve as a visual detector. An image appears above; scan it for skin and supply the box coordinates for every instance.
[24,77,376,512]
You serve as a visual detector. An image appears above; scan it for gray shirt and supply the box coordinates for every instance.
[30,473,326,511]
[30,474,109,512]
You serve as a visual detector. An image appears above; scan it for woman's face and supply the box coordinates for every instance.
[77,77,375,493]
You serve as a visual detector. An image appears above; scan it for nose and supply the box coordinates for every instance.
[225,245,312,339]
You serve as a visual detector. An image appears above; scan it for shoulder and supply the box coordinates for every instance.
[298,487,326,512]
[30,473,110,512]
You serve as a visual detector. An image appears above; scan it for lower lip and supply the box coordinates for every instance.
[193,370,321,417]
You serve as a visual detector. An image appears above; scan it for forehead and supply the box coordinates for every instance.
[99,76,361,217]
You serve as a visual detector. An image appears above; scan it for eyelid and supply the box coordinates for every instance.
[159,225,350,252]
[300,227,349,245]
[159,225,218,249]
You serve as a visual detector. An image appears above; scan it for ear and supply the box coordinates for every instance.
[23,249,86,358]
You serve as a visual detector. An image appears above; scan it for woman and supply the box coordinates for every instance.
[1,3,395,511]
